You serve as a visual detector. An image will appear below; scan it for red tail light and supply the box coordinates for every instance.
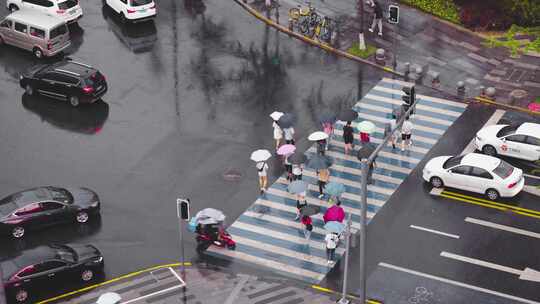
[127,8,136,13]
[56,9,65,14]
[507,182,517,189]
[82,86,94,94]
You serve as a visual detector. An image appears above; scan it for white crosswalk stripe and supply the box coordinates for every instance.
[206,79,467,283]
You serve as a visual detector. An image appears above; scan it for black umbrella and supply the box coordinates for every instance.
[357,143,376,160]
[277,113,296,128]
[300,205,321,216]
[337,109,357,122]
[289,152,307,164]
[307,154,332,170]
[319,111,336,124]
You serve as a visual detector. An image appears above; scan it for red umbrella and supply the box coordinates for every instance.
[323,205,345,223]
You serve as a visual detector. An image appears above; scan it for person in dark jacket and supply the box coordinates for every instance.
[343,121,354,155]
[369,1,383,36]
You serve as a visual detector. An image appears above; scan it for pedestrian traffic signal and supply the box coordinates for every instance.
[388,5,399,24]
[176,199,190,220]
[401,86,415,106]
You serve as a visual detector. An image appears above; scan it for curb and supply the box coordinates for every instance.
[36,262,192,304]
[233,0,402,77]
[474,96,540,116]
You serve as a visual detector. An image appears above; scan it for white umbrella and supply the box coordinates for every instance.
[357,120,376,134]
[269,111,284,121]
[250,149,272,162]
[97,293,121,304]
[196,208,226,222]
[308,131,329,141]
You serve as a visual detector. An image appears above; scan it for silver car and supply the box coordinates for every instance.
[0,10,71,58]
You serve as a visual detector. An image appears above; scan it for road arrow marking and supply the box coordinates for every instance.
[441,251,540,282]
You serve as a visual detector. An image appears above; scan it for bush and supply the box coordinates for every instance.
[400,0,461,24]
[455,0,540,29]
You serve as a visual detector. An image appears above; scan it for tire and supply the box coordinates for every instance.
[482,145,497,156]
[430,176,443,188]
[12,226,25,238]
[228,243,236,250]
[486,189,499,201]
[25,84,33,96]
[69,95,80,107]
[76,211,89,223]
[9,4,19,12]
[32,47,43,59]
[196,241,210,254]
[120,13,127,24]
[15,289,28,303]
[81,269,94,281]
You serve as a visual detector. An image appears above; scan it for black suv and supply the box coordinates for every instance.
[19,59,107,107]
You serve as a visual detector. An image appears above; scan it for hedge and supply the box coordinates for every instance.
[400,0,461,24]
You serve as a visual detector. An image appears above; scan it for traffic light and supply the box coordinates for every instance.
[177,199,190,221]
[401,85,415,116]
[388,5,399,24]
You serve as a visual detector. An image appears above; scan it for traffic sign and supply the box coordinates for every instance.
[388,5,399,24]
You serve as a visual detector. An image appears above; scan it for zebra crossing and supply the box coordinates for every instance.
[207,78,468,283]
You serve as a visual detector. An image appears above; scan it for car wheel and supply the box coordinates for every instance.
[430,176,443,188]
[120,13,127,23]
[9,4,19,12]
[32,47,43,59]
[482,145,497,156]
[12,226,25,238]
[76,211,89,223]
[69,95,80,107]
[486,189,499,201]
[15,289,28,302]
[81,269,94,281]
[25,84,34,96]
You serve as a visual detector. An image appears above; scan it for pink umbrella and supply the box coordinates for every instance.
[323,205,345,223]
[277,144,296,156]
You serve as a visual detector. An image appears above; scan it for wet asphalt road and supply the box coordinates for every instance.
[0,0,386,295]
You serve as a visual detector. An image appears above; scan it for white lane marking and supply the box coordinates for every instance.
[356,102,453,126]
[461,109,506,155]
[363,93,463,118]
[379,262,540,304]
[207,247,325,282]
[223,274,250,304]
[430,187,444,195]
[523,185,540,197]
[356,111,445,135]
[332,129,430,154]
[381,78,468,108]
[243,210,330,237]
[409,225,460,239]
[440,251,522,275]
[524,173,540,180]
[330,139,421,163]
[465,217,540,239]
[121,268,185,304]
[335,121,437,145]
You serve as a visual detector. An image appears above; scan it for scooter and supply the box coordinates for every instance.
[195,223,236,253]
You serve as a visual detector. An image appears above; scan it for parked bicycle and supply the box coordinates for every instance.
[288,2,320,34]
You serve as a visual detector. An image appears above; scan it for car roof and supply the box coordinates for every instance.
[460,153,501,171]
[5,10,66,29]
[0,246,57,279]
[516,123,540,137]
[50,60,96,78]
[0,187,53,215]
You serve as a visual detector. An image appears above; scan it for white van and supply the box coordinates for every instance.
[0,9,71,58]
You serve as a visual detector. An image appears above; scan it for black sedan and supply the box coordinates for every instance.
[1,244,104,303]
[0,187,101,238]
[19,58,108,107]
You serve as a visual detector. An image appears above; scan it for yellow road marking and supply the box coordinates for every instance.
[37,262,191,304]
[442,190,540,215]
[440,194,507,211]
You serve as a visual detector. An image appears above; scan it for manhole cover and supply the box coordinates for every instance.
[510,89,528,99]
[222,168,242,181]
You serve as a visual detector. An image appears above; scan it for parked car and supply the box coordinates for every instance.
[0,186,101,238]
[102,4,156,53]
[0,10,70,58]
[422,153,524,200]
[104,0,156,23]
[19,58,108,106]
[475,122,540,161]
[6,0,83,23]
[1,243,104,303]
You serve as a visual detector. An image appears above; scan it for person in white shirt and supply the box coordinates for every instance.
[325,232,339,264]
[256,162,269,194]
[283,127,295,145]
[401,116,413,151]
[272,121,283,151]
[292,164,303,180]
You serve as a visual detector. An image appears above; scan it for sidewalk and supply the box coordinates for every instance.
[46,264,337,304]
[247,0,540,109]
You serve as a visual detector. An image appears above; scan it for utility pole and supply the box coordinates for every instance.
[337,213,352,304]
[358,0,366,50]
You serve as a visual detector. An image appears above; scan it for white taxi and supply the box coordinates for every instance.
[475,122,540,161]
[422,153,524,200]
[104,0,156,23]
[6,0,83,23]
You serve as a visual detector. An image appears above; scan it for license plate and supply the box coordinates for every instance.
[140,9,146,12]
[69,9,76,15]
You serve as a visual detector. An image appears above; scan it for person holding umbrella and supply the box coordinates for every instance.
[301,215,313,243]
[401,116,414,152]
[284,127,295,145]
[357,120,375,144]
[292,164,303,180]
[322,121,334,151]
[317,168,330,199]
[325,232,339,265]
[251,149,272,194]
[295,191,307,220]
[323,201,345,223]
[343,121,354,155]
[270,111,284,151]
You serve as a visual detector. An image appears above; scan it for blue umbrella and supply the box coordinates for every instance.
[324,182,346,197]
[324,221,345,234]
[288,180,308,194]
[307,154,332,170]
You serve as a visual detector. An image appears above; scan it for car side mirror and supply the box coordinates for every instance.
[501,138,506,142]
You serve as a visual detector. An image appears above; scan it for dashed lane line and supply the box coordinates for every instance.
[465,217,540,239]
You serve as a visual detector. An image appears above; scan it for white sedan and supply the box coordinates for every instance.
[475,122,540,161]
[6,0,83,23]
[104,0,156,23]
[422,153,524,200]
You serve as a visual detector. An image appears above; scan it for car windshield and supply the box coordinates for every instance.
[58,0,77,10]
[496,125,517,137]
[51,244,76,262]
[50,24,67,39]
[130,0,152,6]
[46,187,72,203]
[492,160,514,179]
[442,155,464,169]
